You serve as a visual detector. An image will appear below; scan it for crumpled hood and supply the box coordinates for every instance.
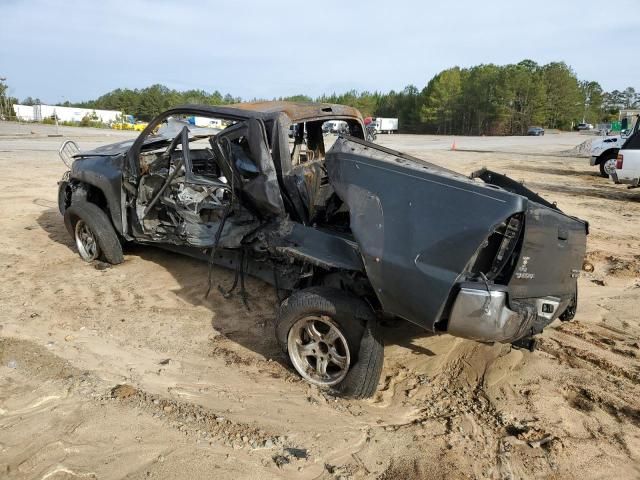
[76,119,219,157]
[77,138,137,157]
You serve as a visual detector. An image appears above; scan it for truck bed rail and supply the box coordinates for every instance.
[59,140,79,168]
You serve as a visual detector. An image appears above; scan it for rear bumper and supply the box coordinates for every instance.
[610,171,620,184]
[612,171,639,186]
[590,156,598,166]
[446,284,565,343]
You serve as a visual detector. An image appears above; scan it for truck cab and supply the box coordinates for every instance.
[590,116,638,179]
[612,116,640,187]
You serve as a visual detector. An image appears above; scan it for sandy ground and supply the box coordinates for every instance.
[1,122,639,479]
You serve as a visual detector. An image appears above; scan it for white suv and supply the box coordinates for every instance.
[590,135,625,178]
[612,118,640,187]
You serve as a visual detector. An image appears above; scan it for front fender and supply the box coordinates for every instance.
[70,155,124,234]
[591,136,621,157]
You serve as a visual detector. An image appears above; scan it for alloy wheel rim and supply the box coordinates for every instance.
[74,220,99,261]
[604,159,616,176]
[287,315,351,386]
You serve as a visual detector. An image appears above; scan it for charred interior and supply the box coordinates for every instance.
[467,212,525,284]
[127,112,374,301]
[135,119,260,248]
[285,118,363,231]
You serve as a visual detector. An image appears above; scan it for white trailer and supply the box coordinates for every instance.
[12,104,121,124]
[373,117,398,134]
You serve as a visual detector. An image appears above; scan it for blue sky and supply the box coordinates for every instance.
[1,0,638,103]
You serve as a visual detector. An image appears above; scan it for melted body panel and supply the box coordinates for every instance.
[326,138,527,330]
[326,137,587,334]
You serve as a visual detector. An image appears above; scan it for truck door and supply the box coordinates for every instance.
[619,116,640,184]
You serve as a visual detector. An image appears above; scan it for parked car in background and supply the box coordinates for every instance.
[526,126,545,136]
[590,115,639,178]
[322,120,348,134]
[576,123,594,131]
[612,117,640,187]
[590,135,624,178]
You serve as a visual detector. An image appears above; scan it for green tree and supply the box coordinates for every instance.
[279,94,312,103]
[541,62,581,129]
[501,61,545,134]
[622,87,638,108]
[53,60,635,134]
[579,80,604,124]
[0,79,19,119]
[421,67,462,134]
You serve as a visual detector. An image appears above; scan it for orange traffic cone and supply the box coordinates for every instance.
[451,139,457,151]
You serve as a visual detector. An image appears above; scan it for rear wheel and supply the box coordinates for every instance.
[599,151,617,178]
[64,201,124,264]
[276,287,383,399]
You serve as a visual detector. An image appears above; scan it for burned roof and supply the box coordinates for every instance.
[149,101,362,126]
[228,101,363,122]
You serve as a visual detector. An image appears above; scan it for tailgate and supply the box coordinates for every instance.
[509,203,587,299]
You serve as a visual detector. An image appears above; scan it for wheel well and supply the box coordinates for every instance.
[315,270,380,311]
[597,149,619,163]
[86,185,108,211]
[68,181,109,213]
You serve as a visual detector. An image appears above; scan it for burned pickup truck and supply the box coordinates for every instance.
[58,101,588,398]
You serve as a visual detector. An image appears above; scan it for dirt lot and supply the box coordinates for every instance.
[1,122,639,479]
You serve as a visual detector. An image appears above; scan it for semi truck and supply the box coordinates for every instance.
[372,117,398,134]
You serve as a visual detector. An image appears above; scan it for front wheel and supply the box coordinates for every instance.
[64,201,124,264]
[276,287,383,399]
[599,152,617,178]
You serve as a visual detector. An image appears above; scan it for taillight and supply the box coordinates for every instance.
[468,213,524,280]
[490,214,523,277]
[616,153,624,169]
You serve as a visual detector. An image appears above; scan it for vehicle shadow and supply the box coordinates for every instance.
[527,182,640,203]
[505,165,600,178]
[36,206,76,252]
[124,243,288,364]
[37,207,439,366]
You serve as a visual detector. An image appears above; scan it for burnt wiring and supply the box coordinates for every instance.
[205,137,235,299]
[217,247,250,310]
[272,261,285,304]
[204,137,250,310]
[218,250,241,298]
[479,272,492,314]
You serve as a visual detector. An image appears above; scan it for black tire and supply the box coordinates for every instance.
[598,151,618,178]
[58,181,70,215]
[64,201,124,264]
[276,287,384,399]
